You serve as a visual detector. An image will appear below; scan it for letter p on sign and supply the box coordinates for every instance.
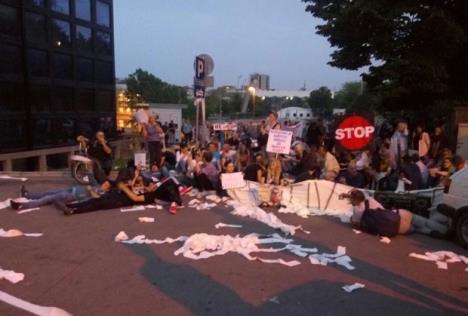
[195,57,205,80]
[335,115,375,151]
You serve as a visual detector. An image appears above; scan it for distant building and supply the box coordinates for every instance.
[148,103,187,128]
[250,73,270,90]
[278,107,313,121]
[256,89,311,99]
[0,0,116,153]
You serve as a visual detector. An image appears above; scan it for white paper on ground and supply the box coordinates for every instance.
[352,229,362,234]
[409,251,468,270]
[214,223,243,229]
[0,228,42,238]
[268,296,280,304]
[227,201,302,235]
[205,195,222,203]
[138,217,155,223]
[17,207,40,214]
[196,203,217,211]
[0,268,24,284]
[188,199,201,206]
[342,283,365,293]
[120,205,146,212]
[0,289,72,316]
[0,175,28,182]
[309,246,355,270]
[379,237,391,244]
[145,205,157,209]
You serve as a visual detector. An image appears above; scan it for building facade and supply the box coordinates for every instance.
[250,73,270,90]
[277,106,313,121]
[0,0,115,153]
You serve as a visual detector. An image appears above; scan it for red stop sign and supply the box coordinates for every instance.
[335,116,375,151]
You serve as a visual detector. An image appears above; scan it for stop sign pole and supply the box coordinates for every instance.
[193,54,214,145]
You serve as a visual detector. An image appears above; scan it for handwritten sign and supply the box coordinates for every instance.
[266,129,293,154]
[134,152,147,168]
[213,123,237,131]
[221,172,246,190]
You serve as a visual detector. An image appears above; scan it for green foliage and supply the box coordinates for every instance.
[308,86,333,117]
[126,68,187,104]
[303,0,468,113]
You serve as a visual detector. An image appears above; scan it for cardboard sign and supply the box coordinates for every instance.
[213,123,237,131]
[221,172,246,190]
[266,129,293,155]
[134,152,147,167]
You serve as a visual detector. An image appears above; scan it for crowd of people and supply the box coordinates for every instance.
[8,111,466,239]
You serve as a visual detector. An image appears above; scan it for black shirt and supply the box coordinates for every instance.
[88,140,112,162]
[162,151,177,166]
[243,163,266,182]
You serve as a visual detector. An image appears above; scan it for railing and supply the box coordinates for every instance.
[0,135,143,173]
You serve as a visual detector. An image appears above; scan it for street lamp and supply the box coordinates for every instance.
[248,86,256,117]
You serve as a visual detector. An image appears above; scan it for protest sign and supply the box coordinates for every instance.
[213,123,237,131]
[134,152,147,168]
[335,115,375,151]
[221,172,246,190]
[266,129,293,155]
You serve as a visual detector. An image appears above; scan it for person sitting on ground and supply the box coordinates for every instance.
[345,189,448,238]
[412,154,429,188]
[290,143,314,176]
[399,155,424,190]
[193,151,219,192]
[243,153,268,184]
[318,145,340,181]
[217,161,236,197]
[10,176,112,211]
[267,157,283,185]
[220,143,237,170]
[160,148,177,178]
[207,142,221,170]
[236,143,251,171]
[175,143,191,174]
[338,160,366,188]
[294,153,321,183]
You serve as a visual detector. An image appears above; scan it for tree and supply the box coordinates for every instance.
[126,68,187,104]
[308,86,333,117]
[303,0,468,115]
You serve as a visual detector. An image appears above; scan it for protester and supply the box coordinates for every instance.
[182,120,193,142]
[87,131,113,177]
[412,125,431,158]
[399,155,423,190]
[339,161,366,188]
[142,115,164,167]
[194,151,219,192]
[318,145,340,181]
[429,126,449,160]
[243,153,268,184]
[389,121,409,166]
[345,189,448,237]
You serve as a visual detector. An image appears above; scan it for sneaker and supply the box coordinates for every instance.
[10,200,23,210]
[169,202,177,215]
[178,186,193,196]
[53,201,74,216]
[20,185,28,198]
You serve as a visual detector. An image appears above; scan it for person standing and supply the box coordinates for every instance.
[142,115,164,167]
[182,120,193,142]
[412,125,431,158]
[88,131,113,176]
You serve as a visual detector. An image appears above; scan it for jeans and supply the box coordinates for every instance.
[411,214,448,235]
[24,190,75,208]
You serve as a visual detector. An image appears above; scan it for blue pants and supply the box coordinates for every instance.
[24,190,75,208]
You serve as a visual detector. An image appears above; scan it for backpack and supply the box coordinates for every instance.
[360,200,401,237]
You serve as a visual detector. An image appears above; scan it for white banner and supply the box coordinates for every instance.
[213,123,237,131]
[221,172,246,190]
[266,129,293,155]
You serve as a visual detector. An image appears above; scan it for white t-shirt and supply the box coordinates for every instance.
[351,197,384,224]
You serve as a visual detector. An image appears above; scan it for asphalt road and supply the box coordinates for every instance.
[0,177,467,316]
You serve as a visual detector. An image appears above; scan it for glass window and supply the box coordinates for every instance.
[95,31,111,55]
[27,49,48,77]
[52,19,71,48]
[53,53,72,80]
[25,0,45,7]
[0,4,18,41]
[50,0,70,15]
[77,89,94,111]
[96,1,110,27]
[25,12,47,44]
[0,120,26,151]
[30,85,50,112]
[95,90,113,111]
[75,25,92,51]
[77,58,93,81]
[0,83,23,112]
[0,44,20,75]
[95,61,113,84]
[75,0,91,21]
[33,119,51,145]
[54,86,74,111]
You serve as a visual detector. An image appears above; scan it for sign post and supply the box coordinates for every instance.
[334,115,375,151]
[193,54,214,145]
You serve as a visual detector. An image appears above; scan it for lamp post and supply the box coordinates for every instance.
[248,86,256,117]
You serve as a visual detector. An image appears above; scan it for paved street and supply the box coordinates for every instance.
[0,177,467,316]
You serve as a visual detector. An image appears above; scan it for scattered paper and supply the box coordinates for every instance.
[409,251,468,270]
[0,268,24,284]
[268,296,280,304]
[0,290,72,316]
[188,199,201,206]
[0,228,42,238]
[352,229,362,234]
[0,175,28,182]
[145,205,157,209]
[196,203,217,211]
[380,237,391,244]
[17,208,40,215]
[120,205,146,213]
[342,283,365,293]
[309,246,355,270]
[206,195,222,203]
[114,231,129,242]
[138,217,155,223]
[214,223,243,229]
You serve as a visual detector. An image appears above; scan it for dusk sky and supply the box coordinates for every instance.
[114,0,362,91]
